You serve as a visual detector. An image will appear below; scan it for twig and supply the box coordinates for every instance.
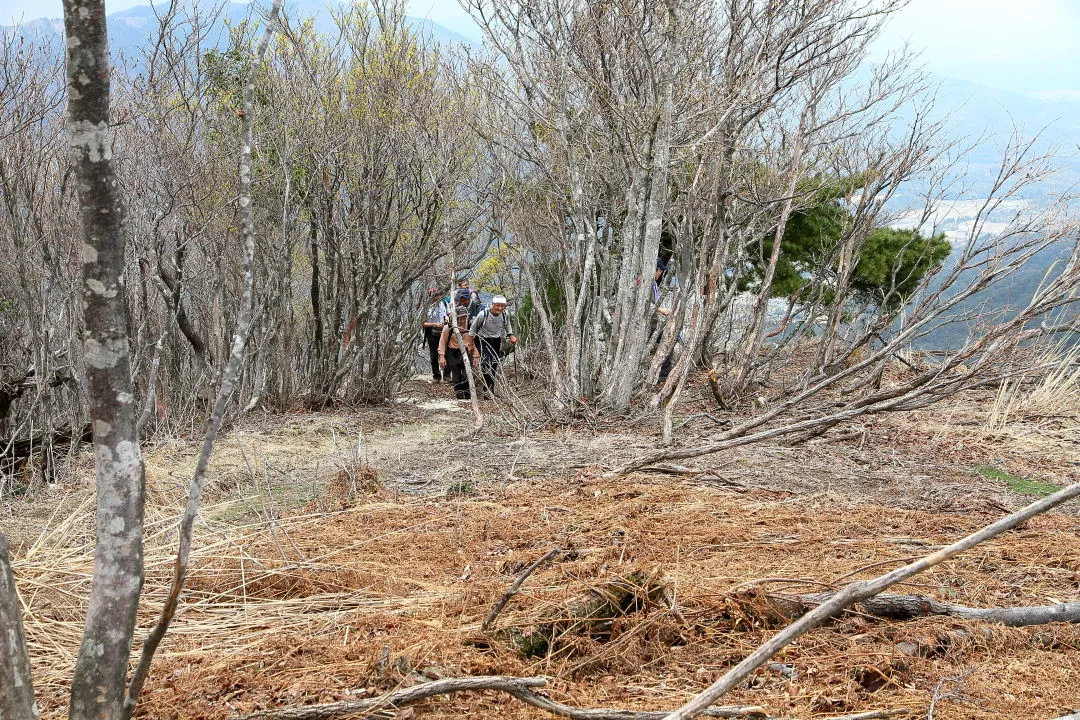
[482,546,560,631]
[823,712,911,720]
[639,463,706,476]
[229,676,768,720]
[729,578,836,594]
[502,683,766,720]
[233,676,547,720]
[661,479,1080,720]
[927,672,969,720]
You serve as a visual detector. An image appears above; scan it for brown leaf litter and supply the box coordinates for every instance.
[13,471,1080,720]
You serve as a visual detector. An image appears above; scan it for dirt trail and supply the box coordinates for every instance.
[5,376,1076,554]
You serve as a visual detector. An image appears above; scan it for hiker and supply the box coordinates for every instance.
[422,288,450,382]
[652,258,674,383]
[439,289,480,399]
[470,295,517,394]
[457,278,483,319]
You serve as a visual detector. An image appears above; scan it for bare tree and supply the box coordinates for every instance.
[256,2,487,405]
[0,1,282,717]
[58,1,147,716]
[0,30,80,487]
[467,0,916,414]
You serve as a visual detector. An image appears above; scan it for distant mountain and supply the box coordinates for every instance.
[932,76,1080,196]
[3,0,476,67]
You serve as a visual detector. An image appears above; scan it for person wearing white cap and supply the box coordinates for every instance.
[469,295,517,394]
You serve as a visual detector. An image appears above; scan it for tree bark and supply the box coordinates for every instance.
[61,2,147,719]
[0,532,38,720]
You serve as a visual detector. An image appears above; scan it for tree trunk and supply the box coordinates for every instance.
[309,212,323,358]
[0,532,38,720]
[61,2,147,719]
[159,242,211,364]
[601,77,675,411]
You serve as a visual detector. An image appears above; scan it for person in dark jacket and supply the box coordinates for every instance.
[457,278,483,319]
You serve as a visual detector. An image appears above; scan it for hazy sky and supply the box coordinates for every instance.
[4,0,1078,95]
[872,0,1080,96]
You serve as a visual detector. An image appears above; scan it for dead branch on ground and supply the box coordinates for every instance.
[759,591,1080,627]
[230,675,769,720]
[483,546,560,631]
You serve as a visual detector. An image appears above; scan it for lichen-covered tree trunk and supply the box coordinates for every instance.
[61,1,147,718]
[0,532,38,720]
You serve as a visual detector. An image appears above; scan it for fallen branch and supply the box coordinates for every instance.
[639,463,706,476]
[823,711,910,720]
[0,424,91,460]
[763,591,1080,627]
[503,685,766,720]
[230,675,768,720]
[661,480,1080,720]
[483,546,560,631]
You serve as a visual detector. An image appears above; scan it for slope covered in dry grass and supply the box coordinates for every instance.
[4,372,1079,720]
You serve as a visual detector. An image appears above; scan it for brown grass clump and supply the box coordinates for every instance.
[11,472,1080,720]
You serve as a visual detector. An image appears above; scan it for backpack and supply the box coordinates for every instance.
[472,308,515,356]
[467,298,484,320]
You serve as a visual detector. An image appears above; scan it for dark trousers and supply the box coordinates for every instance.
[444,347,470,398]
[425,328,442,380]
[659,354,673,383]
[476,337,502,391]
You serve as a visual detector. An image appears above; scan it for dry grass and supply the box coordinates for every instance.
[6,363,1080,720]
[11,470,1080,720]
[987,342,1080,427]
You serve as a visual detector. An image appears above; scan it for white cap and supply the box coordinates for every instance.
[492,295,508,304]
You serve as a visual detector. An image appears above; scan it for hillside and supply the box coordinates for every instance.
[7,371,1080,720]
[3,3,1080,719]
